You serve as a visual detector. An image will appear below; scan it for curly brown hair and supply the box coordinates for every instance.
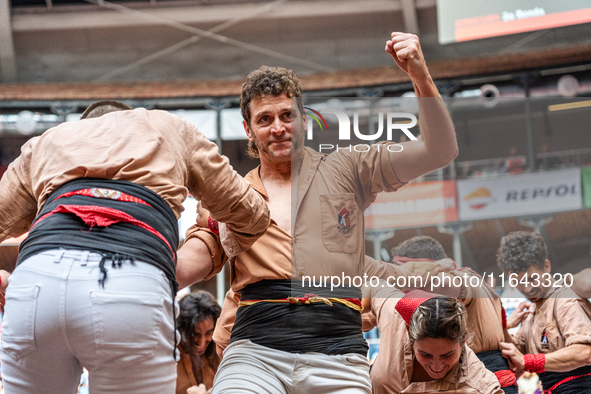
[240,66,303,158]
[496,231,548,273]
[408,297,469,345]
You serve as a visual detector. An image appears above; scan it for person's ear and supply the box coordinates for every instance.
[243,120,253,141]
[544,259,551,274]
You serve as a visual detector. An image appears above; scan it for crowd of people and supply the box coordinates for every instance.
[0,31,589,394]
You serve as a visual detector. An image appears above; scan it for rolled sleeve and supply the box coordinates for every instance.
[184,224,226,280]
[556,298,591,347]
[0,141,37,242]
[185,122,270,254]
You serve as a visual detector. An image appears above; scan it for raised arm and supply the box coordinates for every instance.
[385,32,458,183]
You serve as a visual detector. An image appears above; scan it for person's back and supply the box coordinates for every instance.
[0,102,269,394]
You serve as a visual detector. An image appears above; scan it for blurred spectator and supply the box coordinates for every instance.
[536,143,562,170]
[503,147,527,174]
[176,291,221,394]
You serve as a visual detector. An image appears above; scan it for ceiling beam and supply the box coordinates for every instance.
[10,0,434,32]
[0,0,17,83]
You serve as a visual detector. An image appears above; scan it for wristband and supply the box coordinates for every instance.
[524,353,545,374]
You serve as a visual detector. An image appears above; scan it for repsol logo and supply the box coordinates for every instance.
[506,184,577,202]
[304,108,418,142]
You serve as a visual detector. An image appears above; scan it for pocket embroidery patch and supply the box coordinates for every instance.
[338,207,351,234]
[540,330,550,350]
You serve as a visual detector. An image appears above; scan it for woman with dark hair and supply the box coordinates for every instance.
[176,291,221,394]
[365,285,503,393]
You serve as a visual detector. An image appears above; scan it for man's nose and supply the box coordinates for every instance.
[270,117,287,133]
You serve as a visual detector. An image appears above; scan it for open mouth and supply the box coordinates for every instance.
[428,365,447,374]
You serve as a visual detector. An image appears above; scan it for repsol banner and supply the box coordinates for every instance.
[364,181,458,229]
[457,167,582,221]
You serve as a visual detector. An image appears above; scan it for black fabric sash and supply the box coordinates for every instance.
[539,365,591,393]
[231,279,368,356]
[476,350,518,394]
[18,178,179,292]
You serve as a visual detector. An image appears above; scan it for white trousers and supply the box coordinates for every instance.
[1,249,177,394]
[212,339,372,394]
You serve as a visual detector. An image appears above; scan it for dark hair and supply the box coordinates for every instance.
[177,291,221,383]
[392,236,447,261]
[240,66,303,158]
[497,231,548,273]
[81,100,132,119]
[409,297,468,345]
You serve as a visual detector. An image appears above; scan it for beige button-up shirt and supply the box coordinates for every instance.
[0,108,269,252]
[370,285,503,394]
[449,270,507,354]
[186,144,405,351]
[512,283,591,355]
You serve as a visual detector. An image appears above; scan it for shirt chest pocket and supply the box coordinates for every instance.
[319,193,359,254]
[535,322,563,352]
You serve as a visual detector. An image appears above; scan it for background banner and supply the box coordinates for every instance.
[458,168,582,221]
[365,180,458,229]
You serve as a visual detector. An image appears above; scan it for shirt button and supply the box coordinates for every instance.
[299,271,305,276]
[292,238,298,244]
[228,248,233,253]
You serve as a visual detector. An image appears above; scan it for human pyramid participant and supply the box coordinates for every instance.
[0,100,270,394]
[371,235,518,393]
[497,232,591,394]
[177,31,459,393]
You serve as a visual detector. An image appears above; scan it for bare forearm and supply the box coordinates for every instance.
[176,237,214,289]
[545,344,591,372]
[413,75,439,98]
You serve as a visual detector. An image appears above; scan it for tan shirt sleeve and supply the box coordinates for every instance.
[333,142,406,210]
[363,255,402,279]
[0,138,38,242]
[555,297,591,347]
[184,122,270,254]
[512,325,527,353]
[213,288,240,355]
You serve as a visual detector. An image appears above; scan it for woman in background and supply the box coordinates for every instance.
[177,291,221,394]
